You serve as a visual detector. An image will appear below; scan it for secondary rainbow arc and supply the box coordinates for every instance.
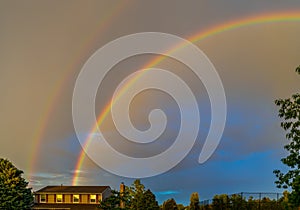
[28,0,133,186]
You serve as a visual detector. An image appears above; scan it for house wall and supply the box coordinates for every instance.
[34,194,39,203]
[35,191,110,204]
[81,194,88,203]
[36,193,103,204]
[47,194,55,203]
[98,194,102,202]
[64,194,71,203]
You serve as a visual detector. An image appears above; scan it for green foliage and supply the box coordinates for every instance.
[129,179,145,209]
[98,189,131,210]
[229,194,247,210]
[0,158,33,209]
[273,66,300,207]
[288,176,300,208]
[99,179,159,210]
[142,189,160,210]
[128,179,159,210]
[177,204,186,210]
[162,198,178,210]
[279,190,290,210]
[189,192,200,210]
[209,193,292,210]
[212,194,230,210]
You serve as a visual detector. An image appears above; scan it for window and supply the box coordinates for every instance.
[56,194,62,203]
[73,194,80,203]
[90,194,96,203]
[40,194,46,203]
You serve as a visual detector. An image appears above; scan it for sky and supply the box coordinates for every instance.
[1,0,300,205]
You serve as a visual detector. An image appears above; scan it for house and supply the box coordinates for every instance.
[33,185,111,210]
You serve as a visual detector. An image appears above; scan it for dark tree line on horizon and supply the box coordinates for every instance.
[200,191,295,210]
[99,180,201,210]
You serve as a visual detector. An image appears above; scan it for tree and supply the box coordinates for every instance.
[129,179,160,210]
[129,179,145,209]
[189,192,200,210]
[143,189,160,210]
[143,189,159,210]
[177,204,186,210]
[230,194,247,210]
[288,176,300,208]
[273,66,300,207]
[98,189,131,210]
[279,190,292,210]
[0,158,33,209]
[162,198,178,210]
[99,180,159,210]
[212,194,230,210]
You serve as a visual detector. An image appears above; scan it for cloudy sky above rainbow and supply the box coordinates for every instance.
[1,0,300,205]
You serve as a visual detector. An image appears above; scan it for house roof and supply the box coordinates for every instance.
[35,185,111,194]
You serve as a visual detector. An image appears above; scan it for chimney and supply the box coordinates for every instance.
[120,182,125,208]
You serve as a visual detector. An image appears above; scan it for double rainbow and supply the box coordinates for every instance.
[26,8,300,185]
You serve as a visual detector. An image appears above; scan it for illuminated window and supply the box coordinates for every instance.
[40,194,46,203]
[90,194,96,203]
[56,194,62,203]
[73,194,80,203]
